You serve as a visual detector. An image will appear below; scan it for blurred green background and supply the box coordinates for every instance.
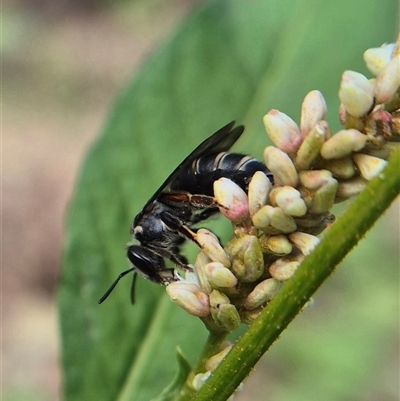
[4,0,399,401]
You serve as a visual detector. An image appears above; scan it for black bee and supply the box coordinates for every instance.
[99,122,273,303]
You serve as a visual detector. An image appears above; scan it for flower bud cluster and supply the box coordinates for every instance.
[167,37,399,338]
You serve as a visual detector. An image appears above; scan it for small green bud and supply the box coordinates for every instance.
[243,278,282,310]
[227,235,264,282]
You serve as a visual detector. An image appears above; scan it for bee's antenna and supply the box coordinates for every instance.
[130,272,138,305]
[98,267,135,304]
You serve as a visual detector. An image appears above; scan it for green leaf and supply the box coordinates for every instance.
[150,348,192,401]
[58,0,397,401]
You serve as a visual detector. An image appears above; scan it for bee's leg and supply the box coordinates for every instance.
[191,207,220,224]
[158,192,223,209]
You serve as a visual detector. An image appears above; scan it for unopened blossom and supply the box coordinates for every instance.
[259,234,292,255]
[263,146,299,187]
[167,282,210,317]
[353,153,388,180]
[243,278,282,310]
[214,178,249,222]
[205,344,233,371]
[209,290,241,332]
[196,229,231,267]
[321,157,356,179]
[374,55,400,104]
[204,262,238,288]
[339,71,374,117]
[269,257,303,281]
[320,129,367,159]
[269,186,307,217]
[263,110,303,153]
[289,232,320,255]
[296,121,329,170]
[193,372,211,390]
[300,90,328,138]
[336,176,368,199]
[227,235,264,282]
[248,171,272,217]
[363,43,396,75]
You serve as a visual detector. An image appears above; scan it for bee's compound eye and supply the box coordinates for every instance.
[127,246,165,283]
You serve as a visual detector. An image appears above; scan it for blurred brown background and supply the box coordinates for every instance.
[3,1,199,400]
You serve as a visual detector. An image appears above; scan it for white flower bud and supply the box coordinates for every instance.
[263,146,299,187]
[259,234,293,255]
[269,257,302,281]
[363,43,396,75]
[196,229,231,267]
[300,90,327,138]
[214,178,249,222]
[205,345,233,371]
[299,169,333,190]
[289,232,320,255]
[320,129,367,159]
[296,121,329,170]
[374,55,400,104]
[353,153,388,180]
[338,71,374,117]
[243,278,282,310]
[166,282,210,317]
[263,110,303,153]
[204,262,238,288]
[193,372,211,390]
[269,186,307,217]
[248,171,272,217]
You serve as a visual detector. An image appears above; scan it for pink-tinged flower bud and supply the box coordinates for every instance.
[196,229,231,267]
[248,171,272,217]
[296,121,329,170]
[209,290,241,332]
[320,157,356,179]
[166,282,210,317]
[300,90,327,138]
[338,71,374,117]
[263,146,299,187]
[299,169,333,190]
[214,178,249,222]
[269,257,303,281]
[335,176,368,200]
[269,186,307,217]
[263,110,303,153]
[205,344,233,371]
[320,129,367,159]
[259,234,292,255]
[374,55,400,104]
[193,372,211,390]
[289,232,320,255]
[226,235,264,282]
[243,278,282,310]
[363,43,396,75]
[353,153,388,180]
[204,262,238,288]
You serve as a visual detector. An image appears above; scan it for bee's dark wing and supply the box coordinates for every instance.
[145,121,244,206]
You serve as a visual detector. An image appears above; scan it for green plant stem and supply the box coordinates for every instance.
[190,147,400,401]
[177,330,228,400]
